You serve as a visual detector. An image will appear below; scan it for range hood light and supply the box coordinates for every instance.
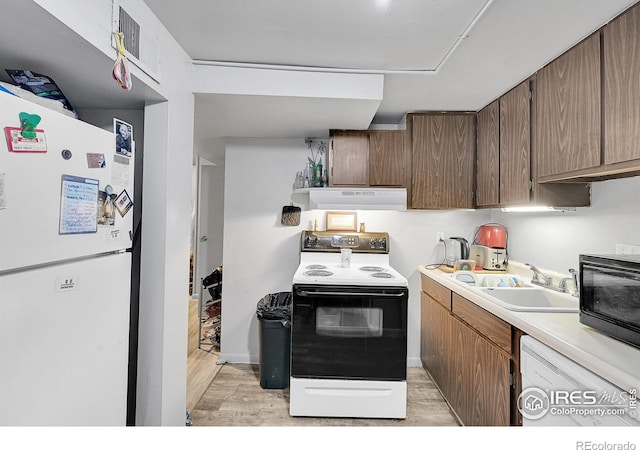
[500,206,576,213]
[298,188,407,211]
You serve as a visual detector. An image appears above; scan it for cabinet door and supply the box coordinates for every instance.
[420,291,451,399]
[411,114,475,209]
[450,318,511,426]
[476,101,499,207]
[329,131,369,186]
[535,33,601,177]
[500,80,531,205]
[604,3,640,165]
[369,131,405,186]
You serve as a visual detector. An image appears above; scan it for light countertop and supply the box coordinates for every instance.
[419,264,640,394]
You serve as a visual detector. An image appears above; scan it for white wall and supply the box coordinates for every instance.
[220,138,491,365]
[492,176,640,274]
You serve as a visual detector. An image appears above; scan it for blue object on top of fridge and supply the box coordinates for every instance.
[0,92,134,425]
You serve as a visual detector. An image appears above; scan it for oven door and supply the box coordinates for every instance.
[580,256,640,348]
[291,284,408,381]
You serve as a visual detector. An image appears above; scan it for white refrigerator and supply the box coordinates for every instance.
[0,92,135,425]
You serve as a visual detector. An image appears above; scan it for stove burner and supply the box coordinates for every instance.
[370,272,395,279]
[304,270,333,277]
[359,266,385,272]
[305,264,328,270]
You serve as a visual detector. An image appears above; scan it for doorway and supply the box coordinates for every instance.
[187,156,225,413]
[193,156,224,304]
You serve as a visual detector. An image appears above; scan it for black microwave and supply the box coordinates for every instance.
[579,254,640,349]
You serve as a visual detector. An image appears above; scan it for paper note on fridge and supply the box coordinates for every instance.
[59,175,99,235]
[112,154,130,186]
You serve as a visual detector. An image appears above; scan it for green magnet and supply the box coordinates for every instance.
[19,112,41,139]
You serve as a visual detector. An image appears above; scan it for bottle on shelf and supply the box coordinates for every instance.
[303,163,310,188]
[316,161,323,187]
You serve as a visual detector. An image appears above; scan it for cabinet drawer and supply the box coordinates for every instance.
[452,293,512,353]
[421,275,452,309]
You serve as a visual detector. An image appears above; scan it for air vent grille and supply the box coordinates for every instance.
[118,6,140,59]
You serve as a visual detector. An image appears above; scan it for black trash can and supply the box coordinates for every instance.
[256,292,292,389]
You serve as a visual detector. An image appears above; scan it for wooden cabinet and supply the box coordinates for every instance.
[476,82,531,207]
[449,311,511,426]
[500,81,532,205]
[476,100,500,206]
[369,131,405,186]
[420,291,452,399]
[527,4,640,182]
[408,113,475,209]
[329,130,405,187]
[420,275,518,426]
[329,131,369,186]
[603,2,640,165]
[476,80,590,208]
[535,33,601,178]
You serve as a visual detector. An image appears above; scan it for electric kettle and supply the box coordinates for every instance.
[444,237,470,267]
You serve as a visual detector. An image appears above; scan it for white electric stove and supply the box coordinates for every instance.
[290,230,409,419]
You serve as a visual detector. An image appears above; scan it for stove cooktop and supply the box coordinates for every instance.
[292,253,408,287]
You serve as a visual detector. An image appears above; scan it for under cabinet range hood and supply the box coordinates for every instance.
[295,188,407,211]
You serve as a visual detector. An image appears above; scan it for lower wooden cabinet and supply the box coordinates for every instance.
[420,291,452,398]
[420,276,519,426]
[449,315,511,426]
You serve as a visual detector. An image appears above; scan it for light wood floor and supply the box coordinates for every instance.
[190,363,459,426]
[187,298,459,426]
[186,299,222,414]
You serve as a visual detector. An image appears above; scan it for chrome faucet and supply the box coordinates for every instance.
[559,268,579,297]
[525,263,552,287]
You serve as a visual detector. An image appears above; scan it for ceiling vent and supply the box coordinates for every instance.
[118,7,140,59]
[112,2,161,83]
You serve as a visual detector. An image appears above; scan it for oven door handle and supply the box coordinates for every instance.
[297,290,406,298]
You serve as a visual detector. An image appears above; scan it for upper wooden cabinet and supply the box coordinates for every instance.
[500,81,532,205]
[368,131,405,186]
[476,100,500,207]
[477,80,590,208]
[329,130,405,187]
[531,4,640,182]
[329,131,369,186]
[408,113,475,209]
[604,2,640,165]
[535,33,601,178]
[476,82,531,207]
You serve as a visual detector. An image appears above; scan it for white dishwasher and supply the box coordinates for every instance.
[520,336,638,426]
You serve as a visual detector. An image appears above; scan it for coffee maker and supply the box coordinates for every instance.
[470,224,508,271]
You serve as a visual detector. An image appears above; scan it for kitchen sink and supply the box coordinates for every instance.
[475,287,579,312]
[449,272,533,288]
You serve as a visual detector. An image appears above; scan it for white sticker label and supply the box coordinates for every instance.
[108,229,121,241]
[55,276,77,293]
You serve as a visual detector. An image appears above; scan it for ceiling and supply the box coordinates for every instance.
[0,0,638,164]
[144,0,638,163]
